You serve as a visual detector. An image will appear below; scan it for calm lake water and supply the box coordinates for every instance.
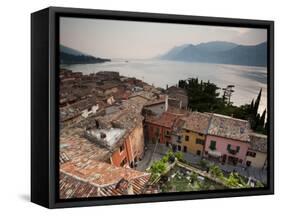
[61,59,267,114]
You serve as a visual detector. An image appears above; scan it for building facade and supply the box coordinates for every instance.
[179,112,211,156]
[204,114,251,166]
[111,121,145,168]
[245,133,267,168]
[145,112,180,145]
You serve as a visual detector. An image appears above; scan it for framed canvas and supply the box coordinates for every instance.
[31,7,274,208]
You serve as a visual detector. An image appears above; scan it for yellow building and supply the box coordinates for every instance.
[245,133,267,168]
[181,129,205,156]
[174,112,211,156]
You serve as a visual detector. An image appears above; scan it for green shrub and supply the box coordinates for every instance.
[199,159,209,170]
[174,151,184,162]
[224,172,248,188]
[150,160,167,175]
[209,164,223,179]
[255,180,264,188]
[190,171,198,183]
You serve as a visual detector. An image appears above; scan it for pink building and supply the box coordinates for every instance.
[204,114,251,166]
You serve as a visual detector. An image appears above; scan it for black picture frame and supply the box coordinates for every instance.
[31,6,274,209]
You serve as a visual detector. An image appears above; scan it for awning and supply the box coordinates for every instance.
[208,150,222,158]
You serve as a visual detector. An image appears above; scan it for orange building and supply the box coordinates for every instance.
[111,121,144,168]
[145,112,180,145]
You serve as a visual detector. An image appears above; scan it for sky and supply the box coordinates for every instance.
[60,17,267,59]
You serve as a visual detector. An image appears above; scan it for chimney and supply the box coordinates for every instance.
[100,132,106,139]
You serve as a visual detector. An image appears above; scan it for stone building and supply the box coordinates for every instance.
[166,86,188,109]
[246,133,267,168]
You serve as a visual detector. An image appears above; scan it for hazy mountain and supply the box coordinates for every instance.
[60,45,87,56]
[194,41,238,52]
[160,41,267,67]
[215,42,267,66]
[60,45,110,64]
[160,44,190,60]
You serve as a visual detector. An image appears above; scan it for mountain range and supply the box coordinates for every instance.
[159,41,267,67]
[60,45,110,64]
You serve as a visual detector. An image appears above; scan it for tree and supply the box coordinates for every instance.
[174,151,184,162]
[150,160,167,180]
[255,109,266,133]
[178,79,267,134]
[209,164,223,179]
[190,171,198,184]
[224,172,248,188]
[199,159,209,170]
[254,88,262,115]
[222,85,235,105]
[178,78,221,112]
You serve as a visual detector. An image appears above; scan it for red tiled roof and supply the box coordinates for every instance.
[183,112,211,134]
[60,172,99,199]
[61,158,150,187]
[144,99,165,107]
[249,133,267,153]
[60,159,151,198]
[207,113,251,142]
[146,112,179,129]
[60,129,111,163]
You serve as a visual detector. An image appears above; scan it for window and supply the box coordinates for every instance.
[196,150,201,156]
[247,151,256,157]
[178,145,182,151]
[165,130,170,136]
[237,146,240,153]
[183,146,187,152]
[209,140,216,150]
[185,135,189,141]
[227,144,240,154]
[119,144,125,152]
[198,133,203,136]
[196,138,204,145]
[227,144,231,150]
[185,129,190,133]
[120,158,127,167]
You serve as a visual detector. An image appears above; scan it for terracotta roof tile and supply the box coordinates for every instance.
[249,133,267,153]
[145,112,180,129]
[183,112,211,134]
[207,113,251,142]
[60,128,111,163]
[60,159,151,198]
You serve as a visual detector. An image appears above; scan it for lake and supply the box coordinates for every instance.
[61,59,267,114]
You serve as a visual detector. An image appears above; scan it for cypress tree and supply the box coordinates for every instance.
[250,99,254,114]
[260,109,266,127]
[254,88,262,116]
